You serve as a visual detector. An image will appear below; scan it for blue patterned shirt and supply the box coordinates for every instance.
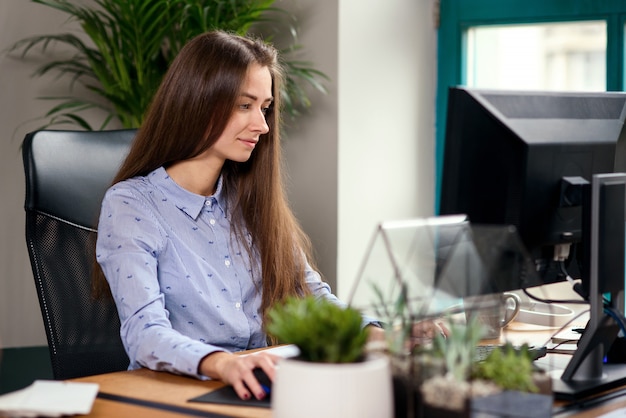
[96,167,341,378]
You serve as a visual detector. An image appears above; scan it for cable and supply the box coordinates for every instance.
[540,308,590,348]
[522,259,588,304]
[522,287,588,305]
[558,260,575,284]
[604,305,626,337]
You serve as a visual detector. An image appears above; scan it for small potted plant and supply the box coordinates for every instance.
[266,295,393,418]
[420,320,553,418]
[370,281,453,418]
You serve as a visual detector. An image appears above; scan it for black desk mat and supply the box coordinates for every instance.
[189,386,271,409]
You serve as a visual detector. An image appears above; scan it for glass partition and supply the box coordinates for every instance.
[347,216,541,326]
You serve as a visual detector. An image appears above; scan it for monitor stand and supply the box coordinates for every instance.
[552,173,626,400]
[552,315,626,400]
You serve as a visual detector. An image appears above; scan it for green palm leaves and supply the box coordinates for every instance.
[10,0,327,130]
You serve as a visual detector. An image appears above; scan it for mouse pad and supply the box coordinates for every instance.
[189,386,271,408]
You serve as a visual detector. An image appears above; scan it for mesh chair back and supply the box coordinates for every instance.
[23,129,135,379]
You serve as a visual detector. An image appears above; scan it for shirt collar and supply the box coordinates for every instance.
[149,166,227,220]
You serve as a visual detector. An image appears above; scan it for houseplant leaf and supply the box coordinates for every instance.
[266,296,368,364]
[8,0,328,130]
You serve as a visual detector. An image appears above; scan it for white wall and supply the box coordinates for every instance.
[0,0,437,348]
[0,2,77,348]
[280,0,340,290]
[337,0,437,298]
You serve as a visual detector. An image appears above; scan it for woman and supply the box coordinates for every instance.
[93,31,381,401]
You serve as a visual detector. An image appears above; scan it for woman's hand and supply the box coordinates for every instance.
[366,324,386,342]
[366,320,450,352]
[199,351,278,400]
[411,320,449,342]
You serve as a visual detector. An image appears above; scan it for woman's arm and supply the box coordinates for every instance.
[97,185,220,377]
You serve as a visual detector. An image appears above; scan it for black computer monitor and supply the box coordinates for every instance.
[438,86,626,399]
[439,87,626,285]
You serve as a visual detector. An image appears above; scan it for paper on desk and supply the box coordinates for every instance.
[599,407,626,417]
[242,344,301,359]
[0,380,98,417]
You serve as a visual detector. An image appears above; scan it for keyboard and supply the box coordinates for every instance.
[474,344,547,362]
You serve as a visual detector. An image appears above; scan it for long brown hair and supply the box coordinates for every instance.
[93,31,313,321]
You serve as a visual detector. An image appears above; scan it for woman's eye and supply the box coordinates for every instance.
[238,102,271,114]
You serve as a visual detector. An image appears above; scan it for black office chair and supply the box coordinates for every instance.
[22,129,136,380]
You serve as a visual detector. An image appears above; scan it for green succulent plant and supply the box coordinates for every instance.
[9,0,328,130]
[432,315,484,382]
[266,296,368,363]
[471,343,539,393]
[370,281,414,355]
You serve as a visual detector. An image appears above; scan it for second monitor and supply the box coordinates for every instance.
[438,86,626,399]
[439,86,626,285]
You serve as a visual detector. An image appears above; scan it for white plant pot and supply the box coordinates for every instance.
[272,354,393,418]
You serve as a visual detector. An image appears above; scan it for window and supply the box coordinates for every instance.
[467,21,606,91]
[436,0,626,207]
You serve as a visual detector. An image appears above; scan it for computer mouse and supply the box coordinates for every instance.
[253,367,272,395]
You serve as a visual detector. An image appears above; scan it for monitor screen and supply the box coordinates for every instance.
[438,87,626,286]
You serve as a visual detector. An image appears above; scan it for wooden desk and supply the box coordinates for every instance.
[68,323,626,418]
[71,368,270,418]
[72,363,626,418]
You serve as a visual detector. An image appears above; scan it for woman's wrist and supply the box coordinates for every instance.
[198,351,231,379]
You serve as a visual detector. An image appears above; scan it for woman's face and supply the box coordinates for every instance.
[208,63,273,164]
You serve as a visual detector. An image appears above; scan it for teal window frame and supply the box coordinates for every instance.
[435,0,626,211]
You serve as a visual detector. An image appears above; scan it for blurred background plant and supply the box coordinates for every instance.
[8,0,328,130]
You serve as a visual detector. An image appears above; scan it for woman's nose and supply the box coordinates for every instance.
[252,109,270,134]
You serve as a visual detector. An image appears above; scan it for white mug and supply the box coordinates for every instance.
[463,292,521,340]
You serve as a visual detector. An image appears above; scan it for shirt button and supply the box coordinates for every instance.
[205,200,211,206]
[235,302,241,309]
[224,260,231,267]
[210,219,216,225]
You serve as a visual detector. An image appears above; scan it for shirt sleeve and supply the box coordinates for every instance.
[96,185,221,379]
